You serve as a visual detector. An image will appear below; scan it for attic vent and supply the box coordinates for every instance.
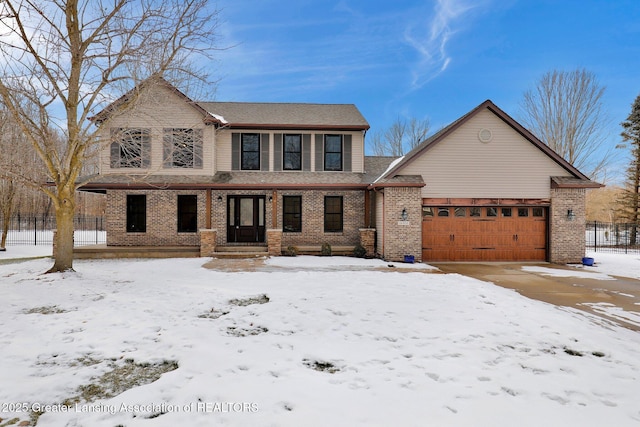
[478,128,493,143]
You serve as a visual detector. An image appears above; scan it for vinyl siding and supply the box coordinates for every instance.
[99,84,215,176]
[400,110,571,199]
[217,129,364,173]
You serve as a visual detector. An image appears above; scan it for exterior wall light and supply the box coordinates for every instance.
[217,195,223,202]
[567,209,575,221]
[400,208,408,221]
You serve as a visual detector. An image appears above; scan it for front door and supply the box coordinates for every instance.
[227,196,266,243]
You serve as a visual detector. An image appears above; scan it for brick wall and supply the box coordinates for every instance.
[549,187,586,263]
[277,190,365,248]
[381,187,422,262]
[106,189,206,246]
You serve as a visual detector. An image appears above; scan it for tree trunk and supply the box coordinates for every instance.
[48,187,76,272]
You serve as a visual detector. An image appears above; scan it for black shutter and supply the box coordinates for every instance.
[343,134,352,172]
[261,133,270,171]
[302,134,311,171]
[231,133,240,170]
[163,129,172,167]
[315,134,324,171]
[273,133,283,171]
[110,141,120,168]
[142,137,151,168]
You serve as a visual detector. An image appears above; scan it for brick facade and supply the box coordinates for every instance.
[277,190,365,248]
[549,187,586,264]
[381,187,422,262]
[106,190,206,246]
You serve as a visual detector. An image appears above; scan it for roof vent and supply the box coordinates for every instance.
[478,128,492,143]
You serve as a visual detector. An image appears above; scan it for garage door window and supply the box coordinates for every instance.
[454,207,466,217]
[501,208,512,217]
[438,208,449,217]
[487,207,497,217]
[423,207,434,217]
[470,207,481,217]
[533,207,544,217]
[518,208,529,217]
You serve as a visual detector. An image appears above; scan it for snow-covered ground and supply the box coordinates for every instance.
[1,250,640,426]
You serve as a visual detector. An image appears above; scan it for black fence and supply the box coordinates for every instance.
[1,215,106,247]
[586,221,640,254]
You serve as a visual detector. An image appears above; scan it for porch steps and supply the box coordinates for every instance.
[212,245,269,259]
[74,245,200,259]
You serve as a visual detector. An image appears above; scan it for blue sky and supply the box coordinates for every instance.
[213,0,640,176]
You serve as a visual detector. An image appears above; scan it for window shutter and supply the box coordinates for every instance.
[142,138,151,168]
[110,142,120,168]
[315,134,324,171]
[302,134,311,171]
[261,134,270,171]
[194,129,203,168]
[273,133,283,171]
[163,129,172,167]
[231,133,240,170]
[343,134,352,172]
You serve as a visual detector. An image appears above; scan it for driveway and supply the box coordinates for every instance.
[432,263,640,331]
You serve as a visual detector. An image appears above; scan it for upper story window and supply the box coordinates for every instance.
[110,128,150,168]
[241,133,260,170]
[283,134,302,170]
[324,135,343,171]
[163,128,203,169]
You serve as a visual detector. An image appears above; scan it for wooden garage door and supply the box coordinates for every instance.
[422,206,547,261]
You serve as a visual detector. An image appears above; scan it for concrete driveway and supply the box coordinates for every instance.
[432,263,640,331]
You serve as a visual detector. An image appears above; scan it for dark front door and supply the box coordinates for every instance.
[227,196,266,243]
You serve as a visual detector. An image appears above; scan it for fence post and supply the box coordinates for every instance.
[95,217,99,244]
[593,221,597,253]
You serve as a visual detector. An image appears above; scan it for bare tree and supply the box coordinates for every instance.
[0,0,220,272]
[371,117,430,156]
[519,68,613,179]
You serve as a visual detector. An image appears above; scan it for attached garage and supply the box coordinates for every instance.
[421,204,547,261]
[372,100,603,264]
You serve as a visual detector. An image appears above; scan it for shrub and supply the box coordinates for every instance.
[285,245,298,257]
[353,244,367,258]
[320,242,332,256]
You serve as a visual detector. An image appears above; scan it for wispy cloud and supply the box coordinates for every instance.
[404,0,480,89]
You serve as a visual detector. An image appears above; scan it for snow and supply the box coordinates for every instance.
[208,112,228,124]
[1,250,640,426]
[521,265,615,281]
[584,251,640,280]
[373,155,404,183]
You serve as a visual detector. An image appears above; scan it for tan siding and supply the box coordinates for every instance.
[350,131,364,173]
[401,109,571,199]
[99,84,214,176]
[216,129,233,171]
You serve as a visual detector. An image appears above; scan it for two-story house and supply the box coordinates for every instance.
[81,77,601,263]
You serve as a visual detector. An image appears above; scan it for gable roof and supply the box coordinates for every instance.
[197,101,370,131]
[90,76,369,131]
[378,100,601,188]
[90,75,223,125]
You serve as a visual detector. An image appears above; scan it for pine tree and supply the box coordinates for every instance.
[620,94,640,244]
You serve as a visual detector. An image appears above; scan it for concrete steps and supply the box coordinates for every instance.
[212,245,269,259]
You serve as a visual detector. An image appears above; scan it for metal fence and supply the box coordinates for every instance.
[1,215,106,247]
[586,221,640,254]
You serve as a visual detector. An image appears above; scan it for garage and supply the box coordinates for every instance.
[421,205,547,261]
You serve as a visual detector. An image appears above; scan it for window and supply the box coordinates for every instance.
[178,195,198,232]
[533,207,544,217]
[324,135,343,171]
[470,207,481,217]
[454,207,466,217]
[110,128,150,168]
[422,207,434,217]
[283,134,302,170]
[438,208,449,217]
[283,196,302,232]
[163,128,203,168]
[501,208,512,217]
[487,207,497,217]
[126,195,146,232]
[241,134,260,170]
[518,208,529,217]
[324,196,343,232]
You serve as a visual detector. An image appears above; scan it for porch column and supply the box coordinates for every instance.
[267,229,282,256]
[359,228,376,257]
[200,229,217,257]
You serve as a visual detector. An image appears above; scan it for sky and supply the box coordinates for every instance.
[212,0,640,180]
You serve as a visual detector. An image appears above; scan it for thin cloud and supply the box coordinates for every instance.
[404,0,479,89]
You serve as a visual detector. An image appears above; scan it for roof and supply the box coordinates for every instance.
[379,100,601,188]
[197,101,370,131]
[90,76,369,131]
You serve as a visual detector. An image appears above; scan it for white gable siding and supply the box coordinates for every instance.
[400,109,571,199]
[99,84,215,175]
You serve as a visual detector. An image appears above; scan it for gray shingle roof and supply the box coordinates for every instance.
[197,102,369,130]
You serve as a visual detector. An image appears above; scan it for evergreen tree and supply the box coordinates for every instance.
[620,94,640,244]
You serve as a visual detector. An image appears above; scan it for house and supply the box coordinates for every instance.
[81,77,601,263]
